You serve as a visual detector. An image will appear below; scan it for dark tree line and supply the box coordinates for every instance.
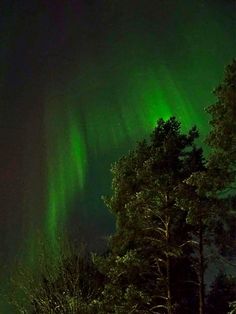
[9,60,236,313]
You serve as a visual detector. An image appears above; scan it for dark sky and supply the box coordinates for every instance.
[0,0,235,311]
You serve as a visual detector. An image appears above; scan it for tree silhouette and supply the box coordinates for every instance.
[97,118,203,313]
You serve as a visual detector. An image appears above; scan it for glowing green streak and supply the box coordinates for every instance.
[127,67,173,131]
[45,102,87,248]
[69,114,87,190]
[81,64,195,156]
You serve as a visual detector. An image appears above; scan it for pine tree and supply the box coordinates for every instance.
[97,118,204,313]
[188,59,236,195]
[207,58,236,191]
[183,59,236,314]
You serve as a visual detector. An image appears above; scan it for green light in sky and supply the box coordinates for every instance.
[78,64,196,157]
[39,0,235,250]
[44,101,87,248]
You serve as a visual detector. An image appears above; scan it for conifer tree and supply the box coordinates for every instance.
[97,118,204,313]
[184,59,236,314]
[188,59,236,195]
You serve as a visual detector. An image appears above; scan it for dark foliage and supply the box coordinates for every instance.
[206,272,236,314]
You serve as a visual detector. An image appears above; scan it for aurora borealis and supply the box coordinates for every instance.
[44,101,87,248]
[0,0,235,311]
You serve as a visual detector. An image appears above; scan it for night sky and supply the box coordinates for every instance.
[0,0,235,311]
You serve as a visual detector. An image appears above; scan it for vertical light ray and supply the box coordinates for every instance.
[44,99,87,249]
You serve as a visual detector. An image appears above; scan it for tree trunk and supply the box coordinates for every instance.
[167,254,172,314]
[198,220,205,314]
[166,217,172,314]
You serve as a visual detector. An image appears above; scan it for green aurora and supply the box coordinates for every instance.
[0,0,235,311]
[44,102,87,247]
[42,3,236,248]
